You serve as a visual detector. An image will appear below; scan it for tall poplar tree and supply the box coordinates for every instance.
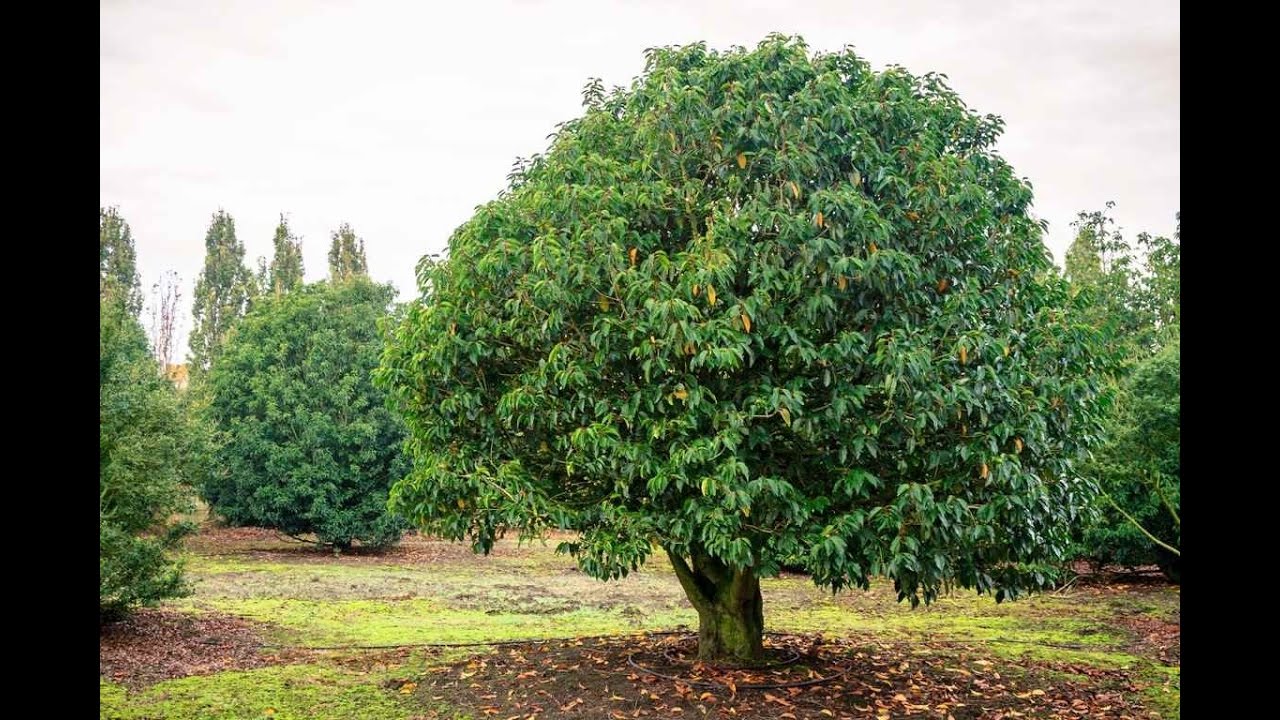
[270,214,305,295]
[100,206,143,316]
[189,210,251,373]
[328,223,368,282]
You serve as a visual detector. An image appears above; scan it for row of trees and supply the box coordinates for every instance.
[188,211,374,373]
[99,208,408,618]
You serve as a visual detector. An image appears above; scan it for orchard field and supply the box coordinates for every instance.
[100,521,1179,719]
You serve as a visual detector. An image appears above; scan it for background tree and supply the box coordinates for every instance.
[1065,205,1180,579]
[378,36,1110,664]
[146,270,183,368]
[189,210,252,373]
[270,214,306,295]
[1084,340,1180,580]
[101,206,143,316]
[101,291,207,619]
[204,278,408,550]
[328,223,368,282]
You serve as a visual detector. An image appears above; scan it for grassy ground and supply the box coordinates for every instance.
[100,527,1180,719]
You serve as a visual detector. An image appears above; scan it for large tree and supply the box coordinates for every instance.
[204,279,409,549]
[328,223,368,282]
[270,214,306,296]
[100,206,143,316]
[190,210,252,373]
[378,36,1109,664]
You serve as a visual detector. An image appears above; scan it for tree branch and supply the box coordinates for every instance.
[1103,493,1179,557]
[665,546,711,610]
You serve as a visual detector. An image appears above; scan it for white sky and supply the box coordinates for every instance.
[101,0,1179,357]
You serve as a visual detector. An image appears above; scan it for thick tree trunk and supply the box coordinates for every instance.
[666,547,765,666]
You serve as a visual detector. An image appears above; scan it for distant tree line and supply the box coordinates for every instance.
[99,207,408,619]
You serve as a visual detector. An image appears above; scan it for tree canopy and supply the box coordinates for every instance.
[378,35,1109,663]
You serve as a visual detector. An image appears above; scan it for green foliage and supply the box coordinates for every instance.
[100,296,205,619]
[1081,340,1180,578]
[100,206,143,316]
[204,278,409,549]
[270,214,306,295]
[190,210,253,373]
[379,33,1110,619]
[328,223,368,282]
[1065,205,1179,578]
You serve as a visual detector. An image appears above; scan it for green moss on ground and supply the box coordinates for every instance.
[99,664,416,720]
[99,650,457,720]
[190,596,695,646]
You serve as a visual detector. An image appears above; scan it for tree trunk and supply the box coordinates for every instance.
[666,547,765,666]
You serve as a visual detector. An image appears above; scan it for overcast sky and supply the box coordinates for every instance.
[101,0,1179,356]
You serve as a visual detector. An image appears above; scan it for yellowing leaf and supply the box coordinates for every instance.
[456,498,467,509]
[1015,438,1024,453]
[779,408,792,426]
[692,284,701,297]
[737,152,747,169]
[868,242,878,254]
[741,505,750,517]
[959,345,968,364]
[837,275,848,291]
[707,286,717,306]
[628,247,638,266]
[741,313,752,333]
[400,681,418,694]
[598,296,611,312]
[980,463,989,480]
[815,211,825,228]
[937,278,950,293]
[789,181,800,199]
[669,131,677,149]
[264,710,276,717]
[906,211,920,222]
[1003,345,1010,357]
[673,387,689,401]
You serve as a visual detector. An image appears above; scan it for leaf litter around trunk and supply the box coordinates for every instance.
[413,633,1150,719]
